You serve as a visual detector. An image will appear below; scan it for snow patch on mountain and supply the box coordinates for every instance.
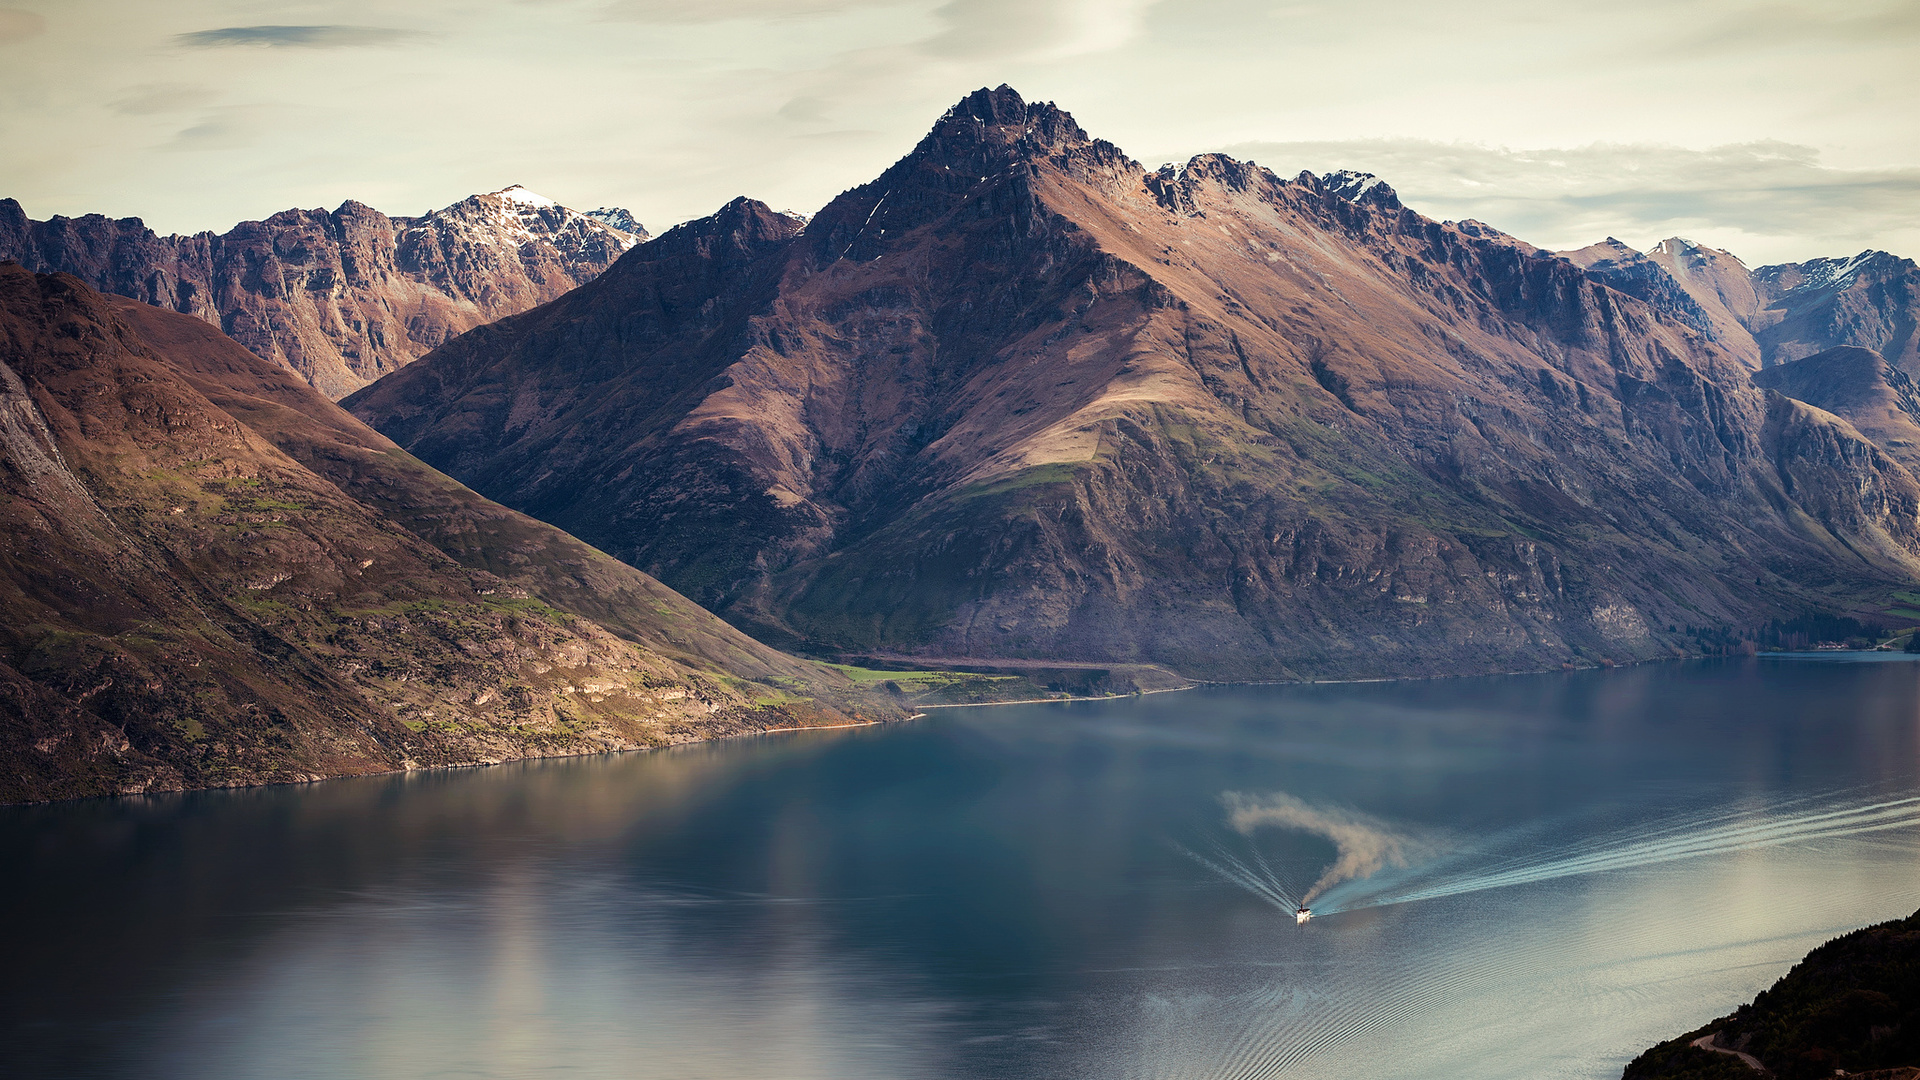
[493,185,556,208]
[1789,251,1892,292]
[584,207,646,236]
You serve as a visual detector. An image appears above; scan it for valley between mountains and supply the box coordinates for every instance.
[7,84,1920,799]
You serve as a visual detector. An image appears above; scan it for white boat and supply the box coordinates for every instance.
[1295,906,1312,924]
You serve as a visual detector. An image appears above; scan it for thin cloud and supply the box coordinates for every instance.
[160,107,280,152]
[597,0,890,22]
[175,25,427,49]
[0,7,45,44]
[1678,1,1920,50]
[1214,137,1920,262]
[923,0,1157,59]
[110,83,218,116]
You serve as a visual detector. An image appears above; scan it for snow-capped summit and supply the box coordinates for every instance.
[492,185,557,208]
[1788,250,1896,292]
[1320,170,1401,208]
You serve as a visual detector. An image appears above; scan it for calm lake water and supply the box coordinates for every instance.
[6,656,1920,1079]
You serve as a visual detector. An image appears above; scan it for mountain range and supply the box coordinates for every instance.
[0,186,645,398]
[8,84,1920,800]
[342,85,1920,680]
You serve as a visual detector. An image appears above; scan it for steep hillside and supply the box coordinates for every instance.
[348,86,1920,680]
[1754,347,1920,471]
[0,187,645,398]
[1624,907,1920,1080]
[0,263,876,804]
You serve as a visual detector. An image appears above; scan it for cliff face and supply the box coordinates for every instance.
[1568,238,1920,375]
[0,263,871,804]
[348,86,1920,680]
[0,187,645,398]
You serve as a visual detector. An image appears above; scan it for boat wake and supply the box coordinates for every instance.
[1189,788,1920,921]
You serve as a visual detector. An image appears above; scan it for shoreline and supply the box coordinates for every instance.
[10,651,1899,808]
[913,683,1198,710]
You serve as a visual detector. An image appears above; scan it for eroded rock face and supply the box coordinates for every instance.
[348,85,1920,680]
[0,186,645,398]
[0,264,869,803]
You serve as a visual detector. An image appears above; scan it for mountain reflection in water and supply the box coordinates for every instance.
[4,655,1919,1079]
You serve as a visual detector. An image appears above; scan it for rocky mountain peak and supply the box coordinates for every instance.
[796,85,1123,265]
[1321,169,1403,209]
[491,184,556,208]
[585,206,646,235]
[1767,249,1908,293]
[1560,237,1646,269]
[901,84,1106,180]
[0,186,650,397]
[1646,237,1750,278]
[935,84,1083,147]
[658,196,804,253]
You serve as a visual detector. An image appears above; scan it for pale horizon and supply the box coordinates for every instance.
[2,0,1916,266]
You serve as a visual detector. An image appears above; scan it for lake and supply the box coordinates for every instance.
[6,655,1919,1079]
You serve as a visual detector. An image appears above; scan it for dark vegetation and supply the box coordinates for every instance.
[1624,908,1920,1080]
[1677,613,1895,655]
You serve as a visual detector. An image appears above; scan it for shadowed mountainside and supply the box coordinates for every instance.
[347,86,1920,681]
[0,263,881,804]
[0,187,645,398]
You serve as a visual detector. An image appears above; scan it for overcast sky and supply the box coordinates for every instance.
[1,0,1915,265]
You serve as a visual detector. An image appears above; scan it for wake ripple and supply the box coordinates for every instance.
[1322,792,1920,915]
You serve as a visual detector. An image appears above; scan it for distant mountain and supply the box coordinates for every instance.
[0,186,646,398]
[1560,238,1760,367]
[1753,250,1920,371]
[0,263,875,804]
[346,86,1920,680]
[1561,237,1919,373]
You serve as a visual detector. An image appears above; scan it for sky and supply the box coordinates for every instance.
[0,0,1916,265]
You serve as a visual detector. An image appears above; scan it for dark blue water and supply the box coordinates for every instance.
[5,656,1919,1079]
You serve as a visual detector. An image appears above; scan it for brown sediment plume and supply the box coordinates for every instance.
[1224,791,1416,902]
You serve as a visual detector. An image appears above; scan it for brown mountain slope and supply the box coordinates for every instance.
[0,263,873,804]
[348,86,1920,680]
[0,187,645,398]
[1752,346,1920,472]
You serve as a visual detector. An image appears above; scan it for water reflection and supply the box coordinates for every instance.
[3,657,1917,1079]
